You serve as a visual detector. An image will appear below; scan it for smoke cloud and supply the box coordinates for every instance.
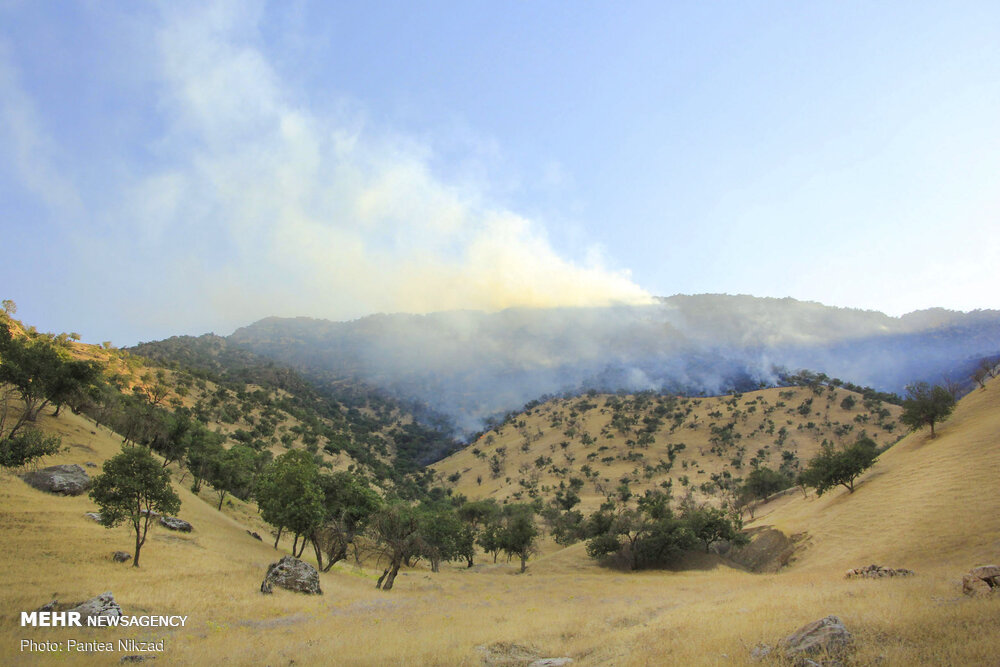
[81,1,649,340]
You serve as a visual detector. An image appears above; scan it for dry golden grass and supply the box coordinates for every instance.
[434,386,902,512]
[1,380,998,665]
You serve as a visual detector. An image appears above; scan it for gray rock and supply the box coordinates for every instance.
[750,643,773,660]
[247,530,262,541]
[112,552,131,563]
[260,556,322,595]
[85,461,97,468]
[781,616,852,659]
[528,660,573,667]
[158,515,192,532]
[69,592,122,623]
[962,573,993,596]
[85,512,103,523]
[120,656,156,663]
[970,565,1000,587]
[22,464,91,495]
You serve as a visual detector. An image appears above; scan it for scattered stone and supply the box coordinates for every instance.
[85,512,103,523]
[529,659,573,667]
[845,564,915,579]
[35,600,58,613]
[85,461,97,468]
[780,615,852,660]
[260,556,322,595]
[69,592,123,623]
[112,551,131,563]
[158,516,192,532]
[750,643,773,660]
[21,464,91,496]
[247,530,262,541]
[120,656,156,663]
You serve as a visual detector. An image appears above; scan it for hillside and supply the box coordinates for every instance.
[229,296,1000,431]
[129,334,459,484]
[747,371,1000,571]
[433,384,903,511]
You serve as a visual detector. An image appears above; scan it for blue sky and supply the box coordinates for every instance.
[1,1,998,345]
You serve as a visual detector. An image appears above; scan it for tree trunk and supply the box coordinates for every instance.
[520,554,527,573]
[133,530,142,568]
[376,569,389,589]
[311,534,324,571]
[217,490,227,511]
[466,555,474,568]
[382,560,402,591]
[430,557,440,573]
[296,539,307,558]
[273,526,283,549]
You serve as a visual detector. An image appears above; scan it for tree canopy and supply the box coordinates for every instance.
[900,382,955,437]
[89,446,181,567]
[799,436,879,496]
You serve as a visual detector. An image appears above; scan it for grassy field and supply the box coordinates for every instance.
[1,379,998,665]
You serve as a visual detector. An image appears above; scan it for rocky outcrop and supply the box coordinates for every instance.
[69,592,123,623]
[112,551,131,563]
[962,564,999,596]
[158,516,192,532]
[780,615,852,661]
[22,464,91,495]
[845,564,915,579]
[725,526,807,572]
[260,556,322,595]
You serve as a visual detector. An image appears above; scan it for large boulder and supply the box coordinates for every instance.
[260,556,322,595]
[22,464,91,495]
[781,615,852,660]
[158,515,192,532]
[70,592,123,623]
[962,565,999,596]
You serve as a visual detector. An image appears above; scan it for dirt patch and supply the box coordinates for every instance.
[725,526,809,572]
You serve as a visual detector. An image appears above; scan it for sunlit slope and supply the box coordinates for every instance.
[0,409,383,666]
[755,377,1000,571]
[434,386,902,511]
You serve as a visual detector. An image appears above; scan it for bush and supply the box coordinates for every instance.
[0,428,63,468]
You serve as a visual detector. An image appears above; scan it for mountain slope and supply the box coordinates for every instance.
[229,295,1000,432]
[432,384,902,511]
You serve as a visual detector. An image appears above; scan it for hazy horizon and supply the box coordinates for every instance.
[3,2,999,345]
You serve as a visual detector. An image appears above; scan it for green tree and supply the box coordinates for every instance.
[800,436,879,496]
[255,450,324,556]
[900,382,956,437]
[499,503,539,573]
[370,501,421,591]
[0,428,63,469]
[310,470,382,571]
[416,501,465,573]
[683,506,743,552]
[88,446,181,567]
[208,444,257,510]
[742,466,792,503]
